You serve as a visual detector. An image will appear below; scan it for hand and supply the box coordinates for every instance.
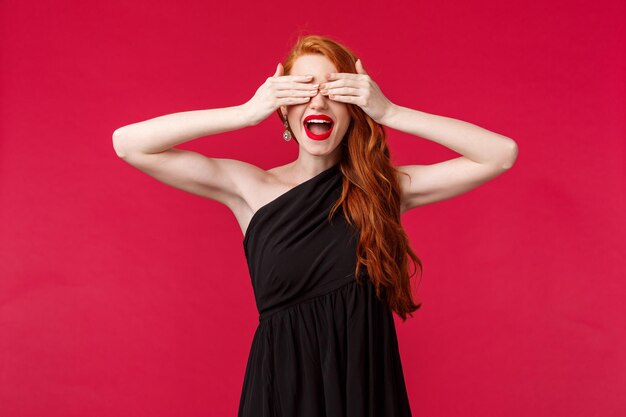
[318,59,395,125]
[241,63,318,126]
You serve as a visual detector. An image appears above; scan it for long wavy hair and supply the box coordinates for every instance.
[275,34,423,321]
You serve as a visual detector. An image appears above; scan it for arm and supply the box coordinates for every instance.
[380,104,519,212]
[112,67,320,219]
[112,105,252,156]
[111,104,263,209]
[317,61,517,212]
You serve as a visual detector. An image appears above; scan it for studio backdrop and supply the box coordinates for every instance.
[1,1,624,416]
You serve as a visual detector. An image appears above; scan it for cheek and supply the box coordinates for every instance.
[338,113,351,130]
[334,105,350,122]
[287,110,305,125]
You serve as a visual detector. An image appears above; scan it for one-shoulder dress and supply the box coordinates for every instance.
[239,162,413,417]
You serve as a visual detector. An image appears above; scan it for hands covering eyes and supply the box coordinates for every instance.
[242,59,394,127]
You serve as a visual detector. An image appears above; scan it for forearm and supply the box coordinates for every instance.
[381,104,518,168]
[112,104,251,156]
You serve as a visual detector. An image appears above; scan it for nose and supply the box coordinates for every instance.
[308,87,329,109]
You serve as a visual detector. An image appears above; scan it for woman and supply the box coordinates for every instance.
[113,35,517,417]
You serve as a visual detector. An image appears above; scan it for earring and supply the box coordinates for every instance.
[283,119,292,141]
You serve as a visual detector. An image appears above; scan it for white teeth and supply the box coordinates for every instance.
[306,120,332,124]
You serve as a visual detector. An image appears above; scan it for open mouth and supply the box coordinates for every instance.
[303,115,335,140]
[305,120,333,135]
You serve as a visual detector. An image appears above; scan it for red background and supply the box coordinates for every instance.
[1,0,625,416]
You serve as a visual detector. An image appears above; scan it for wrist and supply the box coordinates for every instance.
[237,103,257,127]
[380,102,399,126]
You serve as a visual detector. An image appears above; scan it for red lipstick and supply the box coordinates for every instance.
[303,114,334,141]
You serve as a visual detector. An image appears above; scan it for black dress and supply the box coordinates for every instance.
[238,162,412,417]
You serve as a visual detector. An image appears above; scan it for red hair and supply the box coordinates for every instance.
[276,34,423,321]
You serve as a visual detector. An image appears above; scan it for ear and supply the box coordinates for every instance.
[280,106,287,121]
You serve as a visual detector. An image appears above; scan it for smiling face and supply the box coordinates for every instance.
[281,54,351,157]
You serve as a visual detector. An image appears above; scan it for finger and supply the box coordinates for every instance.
[321,87,360,96]
[325,72,362,81]
[273,81,320,90]
[274,62,282,77]
[355,58,367,75]
[277,96,312,105]
[320,79,364,89]
[326,94,358,104]
[275,88,319,98]
[278,74,314,82]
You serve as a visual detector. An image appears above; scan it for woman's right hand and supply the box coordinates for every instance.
[241,63,319,126]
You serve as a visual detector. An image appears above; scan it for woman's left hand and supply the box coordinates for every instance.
[319,59,395,125]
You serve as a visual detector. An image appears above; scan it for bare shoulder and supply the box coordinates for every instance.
[116,144,294,236]
[235,162,297,236]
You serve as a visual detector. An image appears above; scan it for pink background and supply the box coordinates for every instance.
[1,0,624,416]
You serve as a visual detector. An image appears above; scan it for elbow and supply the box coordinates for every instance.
[112,128,129,159]
[499,138,518,170]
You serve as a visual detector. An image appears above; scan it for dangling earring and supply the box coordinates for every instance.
[283,119,292,141]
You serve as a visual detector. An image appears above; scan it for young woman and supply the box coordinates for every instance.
[113,35,517,417]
